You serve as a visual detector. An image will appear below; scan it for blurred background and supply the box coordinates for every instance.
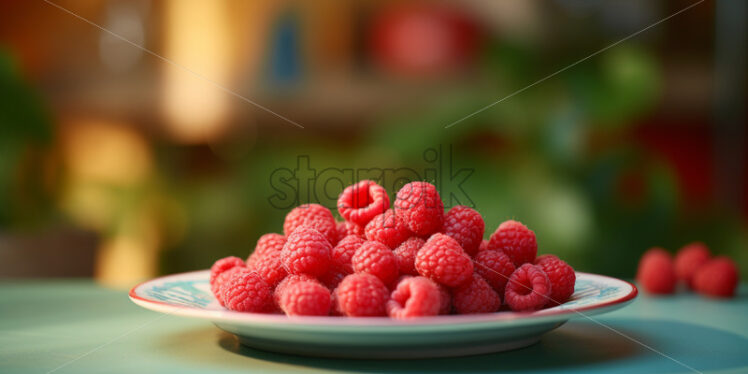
[0,0,745,287]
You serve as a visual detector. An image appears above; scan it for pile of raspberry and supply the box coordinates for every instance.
[637,242,739,298]
[209,180,577,318]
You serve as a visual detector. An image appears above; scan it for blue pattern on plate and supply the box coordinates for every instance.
[143,280,212,307]
[556,278,626,309]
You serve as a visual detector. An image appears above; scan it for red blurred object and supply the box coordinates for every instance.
[616,168,647,208]
[635,120,748,217]
[674,242,711,289]
[634,122,713,206]
[693,257,739,298]
[369,3,480,77]
[636,247,677,295]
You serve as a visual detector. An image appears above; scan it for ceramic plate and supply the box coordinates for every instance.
[130,270,637,358]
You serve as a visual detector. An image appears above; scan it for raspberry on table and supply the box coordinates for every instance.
[248,253,287,288]
[283,204,338,246]
[394,237,426,276]
[487,220,537,266]
[219,270,274,313]
[386,276,441,318]
[352,240,399,286]
[394,181,444,236]
[279,279,331,316]
[415,233,473,287]
[693,256,739,298]
[246,233,286,268]
[365,209,411,249]
[474,249,515,296]
[505,264,552,312]
[335,273,390,316]
[281,227,332,277]
[210,256,245,299]
[674,242,711,289]
[452,274,501,314]
[332,234,366,273]
[443,206,484,257]
[479,239,490,252]
[534,254,575,306]
[337,180,390,226]
[636,247,676,295]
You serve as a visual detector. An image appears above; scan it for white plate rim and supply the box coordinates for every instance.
[129,270,637,327]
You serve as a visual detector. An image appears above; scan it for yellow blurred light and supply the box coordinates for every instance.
[94,200,163,287]
[61,183,117,231]
[161,0,234,143]
[96,233,158,288]
[58,119,159,285]
[62,119,152,185]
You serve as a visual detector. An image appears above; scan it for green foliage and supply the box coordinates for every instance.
[0,50,52,227]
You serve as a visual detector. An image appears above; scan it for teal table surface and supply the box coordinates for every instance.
[1,280,746,374]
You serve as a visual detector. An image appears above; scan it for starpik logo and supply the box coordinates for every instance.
[267,145,475,210]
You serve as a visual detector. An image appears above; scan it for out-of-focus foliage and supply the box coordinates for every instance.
[1,2,745,281]
[158,41,744,278]
[0,50,52,227]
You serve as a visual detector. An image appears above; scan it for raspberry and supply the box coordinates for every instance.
[319,268,348,290]
[337,180,390,226]
[335,222,365,248]
[505,264,552,312]
[693,257,739,298]
[437,284,452,315]
[534,254,576,305]
[394,181,444,236]
[331,234,366,273]
[248,253,287,287]
[345,221,366,237]
[479,239,490,252]
[335,221,348,243]
[281,227,332,277]
[329,291,343,316]
[283,204,338,245]
[443,206,484,257]
[274,274,317,307]
[452,274,501,314]
[386,276,441,318]
[210,256,245,298]
[487,220,537,266]
[213,266,250,306]
[365,209,411,248]
[393,237,425,275]
[636,247,676,295]
[674,242,711,289]
[335,273,390,316]
[279,279,331,316]
[246,233,285,267]
[415,233,473,287]
[219,270,273,313]
[352,240,399,286]
[474,249,515,296]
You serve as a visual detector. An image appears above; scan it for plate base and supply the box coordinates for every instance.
[227,321,564,358]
